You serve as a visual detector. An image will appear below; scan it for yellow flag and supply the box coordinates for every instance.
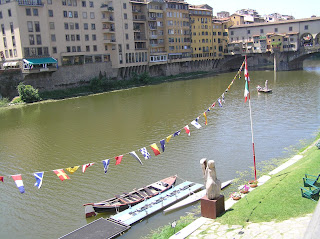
[66,166,80,174]
[203,112,208,125]
[166,135,172,143]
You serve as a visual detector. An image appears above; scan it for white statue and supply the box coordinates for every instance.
[200,158,221,200]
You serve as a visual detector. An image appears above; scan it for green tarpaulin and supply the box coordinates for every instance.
[24,57,57,65]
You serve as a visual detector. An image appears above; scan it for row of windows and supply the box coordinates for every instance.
[62,0,94,8]
[3,48,17,58]
[125,52,148,64]
[231,25,310,36]
[167,20,189,27]
[2,36,15,48]
[168,45,191,51]
[150,55,167,62]
[24,47,49,57]
[1,22,14,35]
[166,12,189,18]
[66,45,97,53]
[27,21,40,32]
[29,34,42,45]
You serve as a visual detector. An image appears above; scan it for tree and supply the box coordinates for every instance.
[17,83,41,103]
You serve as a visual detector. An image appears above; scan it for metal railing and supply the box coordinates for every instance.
[17,0,43,6]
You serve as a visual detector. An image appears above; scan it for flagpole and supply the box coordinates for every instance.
[245,55,257,181]
[248,92,257,181]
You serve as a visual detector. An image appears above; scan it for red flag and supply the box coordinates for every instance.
[0,176,3,182]
[184,125,190,136]
[82,163,94,173]
[53,169,70,181]
[115,155,123,165]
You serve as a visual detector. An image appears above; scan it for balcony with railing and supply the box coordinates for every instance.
[18,0,44,6]
[102,16,114,22]
[101,4,114,12]
[103,37,116,44]
[133,15,146,21]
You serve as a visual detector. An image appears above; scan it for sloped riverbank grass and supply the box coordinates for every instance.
[148,132,320,238]
[216,132,320,226]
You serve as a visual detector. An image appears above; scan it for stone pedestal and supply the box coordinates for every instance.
[201,194,225,219]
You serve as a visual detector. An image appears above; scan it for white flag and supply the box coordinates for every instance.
[191,120,202,129]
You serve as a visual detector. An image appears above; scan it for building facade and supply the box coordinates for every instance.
[227,17,320,54]
[189,4,213,61]
[0,0,234,76]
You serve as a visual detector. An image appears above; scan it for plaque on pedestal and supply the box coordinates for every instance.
[201,194,225,219]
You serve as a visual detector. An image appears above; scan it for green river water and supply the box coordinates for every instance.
[0,59,319,238]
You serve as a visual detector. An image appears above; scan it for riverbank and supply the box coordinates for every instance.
[148,133,320,238]
[0,70,214,109]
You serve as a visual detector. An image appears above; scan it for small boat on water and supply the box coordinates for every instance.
[257,86,272,93]
[257,80,272,93]
[84,175,177,213]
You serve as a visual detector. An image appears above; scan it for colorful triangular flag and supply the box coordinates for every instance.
[203,112,208,125]
[166,135,172,143]
[184,125,190,136]
[191,120,202,129]
[160,139,165,152]
[129,151,143,165]
[102,159,110,173]
[140,147,151,159]
[150,143,161,156]
[33,172,44,189]
[53,169,70,181]
[115,155,123,165]
[218,98,222,107]
[66,166,80,174]
[11,174,25,193]
[173,130,181,137]
[82,163,94,173]
[0,176,3,182]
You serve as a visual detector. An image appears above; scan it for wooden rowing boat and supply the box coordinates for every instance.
[163,179,232,213]
[84,176,177,213]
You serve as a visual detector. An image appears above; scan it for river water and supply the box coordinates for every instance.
[0,59,319,239]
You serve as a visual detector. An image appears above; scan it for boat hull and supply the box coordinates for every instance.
[86,176,177,213]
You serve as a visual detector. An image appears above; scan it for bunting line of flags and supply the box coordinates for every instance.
[1,60,246,194]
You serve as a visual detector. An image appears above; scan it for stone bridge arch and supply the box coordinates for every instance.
[300,33,313,46]
[315,33,320,45]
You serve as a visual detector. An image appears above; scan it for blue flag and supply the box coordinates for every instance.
[102,159,110,174]
[160,139,165,152]
[33,172,44,189]
[173,130,181,137]
[140,147,150,159]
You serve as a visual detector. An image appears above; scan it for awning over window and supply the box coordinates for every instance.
[23,57,57,65]
[3,61,19,67]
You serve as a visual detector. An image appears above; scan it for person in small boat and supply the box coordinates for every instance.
[264,80,268,90]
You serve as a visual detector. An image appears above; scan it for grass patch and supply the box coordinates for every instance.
[0,98,9,107]
[144,213,196,239]
[215,136,320,226]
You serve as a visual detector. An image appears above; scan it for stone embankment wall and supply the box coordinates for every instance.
[0,55,273,99]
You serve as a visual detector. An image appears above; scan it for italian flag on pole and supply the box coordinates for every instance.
[244,55,250,102]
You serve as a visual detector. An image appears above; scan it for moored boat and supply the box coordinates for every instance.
[84,175,177,213]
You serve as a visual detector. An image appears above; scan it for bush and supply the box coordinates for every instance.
[17,83,41,103]
[10,96,23,104]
